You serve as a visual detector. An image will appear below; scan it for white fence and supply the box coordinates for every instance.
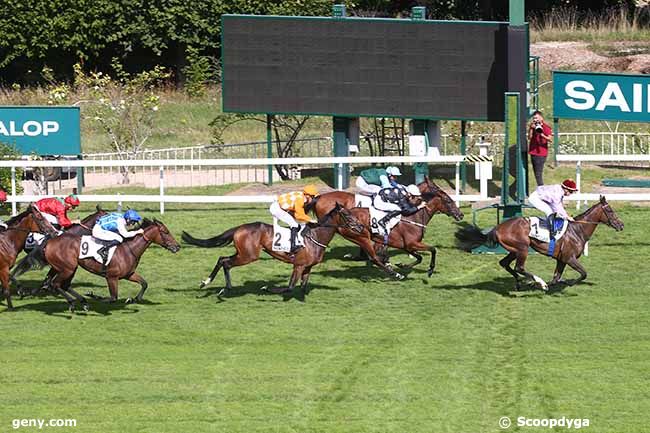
[81,131,650,164]
[557,154,650,210]
[1,155,483,215]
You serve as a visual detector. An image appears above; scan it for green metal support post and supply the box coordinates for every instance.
[460,121,467,193]
[76,154,84,194]
[266,114,273,185]
[553,118,559,168]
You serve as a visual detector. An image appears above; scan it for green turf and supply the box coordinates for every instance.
[1,203,648,433]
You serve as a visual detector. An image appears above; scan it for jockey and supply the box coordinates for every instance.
[92,209,144,271]
[0,188,7,230]
[355,166,402,195]
[528,179,578,240]
[35,194,80,229]
[373,184,426,242]
[269,185,319,253]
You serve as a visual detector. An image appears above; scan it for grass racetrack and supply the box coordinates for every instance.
[1,203,648,433]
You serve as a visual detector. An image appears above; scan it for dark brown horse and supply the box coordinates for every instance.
[181,203,364,299]
[13,206,107,296]
[0,205,58,310]
[21,219,180,311]
[308,177,464,278]
[455,196,624,291]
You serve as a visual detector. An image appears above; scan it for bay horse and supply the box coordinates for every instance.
[332,185,463,278]
[181,203,364,299]
[454,196,624,291]
[13,206,107,296]
[0,205,58,310]
[23,218,180,311]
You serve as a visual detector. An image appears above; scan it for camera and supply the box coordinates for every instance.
[533,120,543,133]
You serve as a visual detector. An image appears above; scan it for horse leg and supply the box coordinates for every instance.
[125,273,148,303]
[549,261,568,286]
[499,252,522,290]
[1,268,14,310]
[357,238,404,280]
[564,257,587,286]
[61,274,90,312]
[300,266,313,295]
[200,256,226,289]
[50,272,78,312]
[513,250,548,291]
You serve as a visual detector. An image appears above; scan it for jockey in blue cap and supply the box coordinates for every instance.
[92,209,144,271]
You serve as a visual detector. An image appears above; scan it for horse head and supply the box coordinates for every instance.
[598,196,624,231]
[144,218,181,253]
[422,188,464,221]
[27,205,59,237]
[324,202,364,234]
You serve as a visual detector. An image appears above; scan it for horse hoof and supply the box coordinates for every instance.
[395,273,405,281]
[217,288,226,297]
[125,297,133,304]
[82,304,90,312]
[427,269,434,278]
[68,305,75,313]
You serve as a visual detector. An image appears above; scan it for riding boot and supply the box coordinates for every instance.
[289,227,301,253]
[547,213,557,241]
[98,241,120,273]
[378,211,401,244]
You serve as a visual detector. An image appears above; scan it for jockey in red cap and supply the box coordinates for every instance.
[35,194,80,229]
[528,179,578,240]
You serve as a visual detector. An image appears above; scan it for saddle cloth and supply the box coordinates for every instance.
[271,222,305,253]
[354,193,373,208]
[25,232,47,251]
[528,217,568,243]
[79,236,118,264]
[369,207,401,237]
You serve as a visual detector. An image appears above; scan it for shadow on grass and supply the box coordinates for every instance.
[7,295,146,318]
[435,276,595,297]
[196,278,342,303]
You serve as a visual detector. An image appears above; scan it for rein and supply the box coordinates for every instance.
[401,219,427,229]
[304,234,327,249]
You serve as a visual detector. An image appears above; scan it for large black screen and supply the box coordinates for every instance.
[222,15,518,121]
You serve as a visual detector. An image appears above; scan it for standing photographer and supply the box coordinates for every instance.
[528,110,553,186]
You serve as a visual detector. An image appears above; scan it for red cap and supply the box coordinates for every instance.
[0,189,6,203]
[561,179,577,191]
[64,194,80,207]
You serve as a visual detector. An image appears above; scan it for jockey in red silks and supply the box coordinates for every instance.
[34,194,80,230]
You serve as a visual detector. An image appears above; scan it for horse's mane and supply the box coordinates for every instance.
[5,208,32,226]
[574,200,602,220]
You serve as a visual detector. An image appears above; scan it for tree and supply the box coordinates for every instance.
[75,61,170,184]
[210,113,311,181]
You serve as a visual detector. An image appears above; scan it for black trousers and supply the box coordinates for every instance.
[531,155,547,187]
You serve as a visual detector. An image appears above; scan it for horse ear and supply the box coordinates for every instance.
[600,195,606,203]
[96,204,103,211]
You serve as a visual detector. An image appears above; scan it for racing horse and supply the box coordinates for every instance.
[20,218,180,311]
[181,203,364,299]
[454,196,624,290]
[309,179,464,278]
[0,205,58,310]
[13,205,107,296]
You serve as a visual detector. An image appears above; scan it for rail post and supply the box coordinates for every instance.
[11,166,17,216]
[159,165,165,215]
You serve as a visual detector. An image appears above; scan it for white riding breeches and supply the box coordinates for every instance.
[528,191,554,217]
[92,224,123,243]
[372,195,401,213]
[356,177,381,194]
[269,201,299,228]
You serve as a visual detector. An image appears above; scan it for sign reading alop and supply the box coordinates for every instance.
[0,106,80,155]
[554,71,650,122]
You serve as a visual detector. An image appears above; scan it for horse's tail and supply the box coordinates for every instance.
[181,227,237,248]
[11,242,48,279]
[303,195,320,214]
[454,223,498,252]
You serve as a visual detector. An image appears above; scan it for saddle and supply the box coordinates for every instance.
[79,236,119,264]
[354,193,374,208]
[528,217,568,244]
[369,207,401,237]
[271,221,305,253]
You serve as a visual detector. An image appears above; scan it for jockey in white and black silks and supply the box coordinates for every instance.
[528,179,578,239]
[355,166,402,195]
[373,184,426,242]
